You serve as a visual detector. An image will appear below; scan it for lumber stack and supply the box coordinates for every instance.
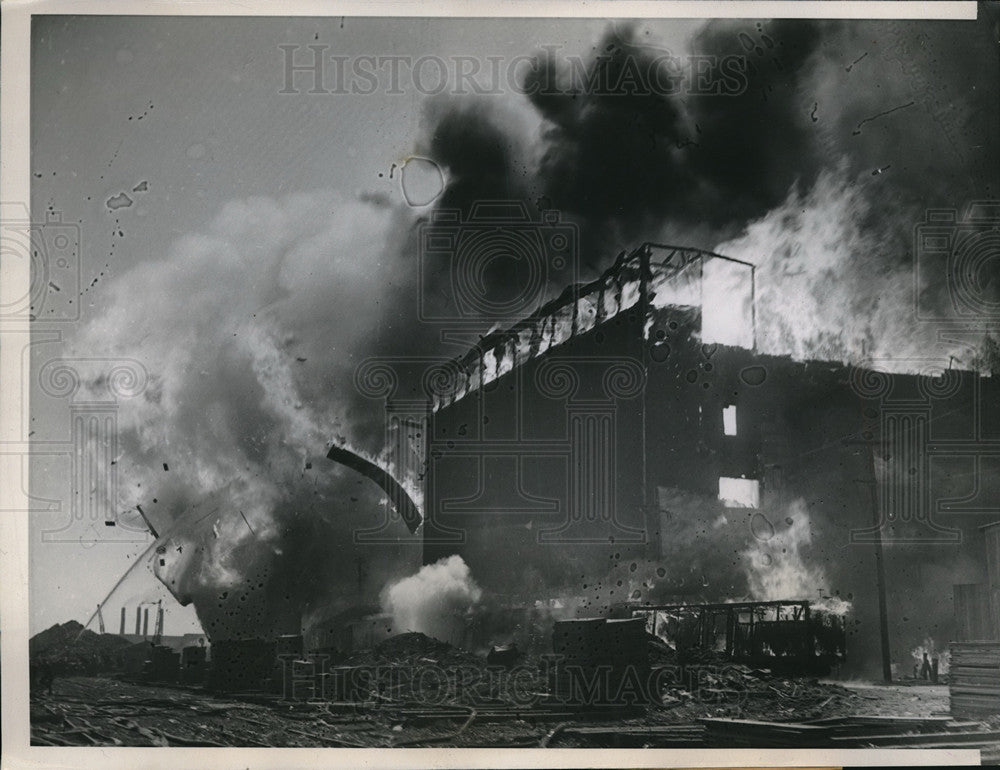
[950,641,1000,717]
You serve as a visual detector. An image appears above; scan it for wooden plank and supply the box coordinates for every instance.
[699,718,828,730]
[831,729,1000,746]
[698,718,832,747]
[950,697,1000,713]
[950,649,1000,658]
[952,641,1000,647]
[881,740,1000,750]
[952,693,1000,705]
[950,669,1000,683]
[831,715,952,725]
[950,643,1000,664]
[565,726,704,735]
[949,684,1000,697]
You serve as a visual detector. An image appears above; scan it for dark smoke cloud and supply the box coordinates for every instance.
[419,97,534,215]
[421,12,998,294]
[523,20,827,264]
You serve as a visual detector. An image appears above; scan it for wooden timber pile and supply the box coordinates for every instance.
[701,714,1000,750]
[950,641,1000,717]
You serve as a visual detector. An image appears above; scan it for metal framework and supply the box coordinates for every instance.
[631,599,846,672]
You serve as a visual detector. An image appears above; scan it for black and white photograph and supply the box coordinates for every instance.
[4,1,1000,765]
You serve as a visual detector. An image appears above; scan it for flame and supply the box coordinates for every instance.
[713,163,957,371]
[910,637,950,676]
[743,499,851,616]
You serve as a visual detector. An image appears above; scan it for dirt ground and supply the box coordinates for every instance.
[831,680,950,718]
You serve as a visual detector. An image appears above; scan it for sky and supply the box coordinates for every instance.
[27,10,999,641]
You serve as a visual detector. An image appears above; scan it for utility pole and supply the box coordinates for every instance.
[863,421,893,683]
[847,404,893,682]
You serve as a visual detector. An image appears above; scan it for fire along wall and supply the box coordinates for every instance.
[423,245,1000,677]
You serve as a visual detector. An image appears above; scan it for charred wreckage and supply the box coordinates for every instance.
[31,242,1000,750]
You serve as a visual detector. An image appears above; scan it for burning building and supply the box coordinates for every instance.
[418,242,1000,677]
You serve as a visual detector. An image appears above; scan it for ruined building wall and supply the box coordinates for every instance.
[424,304,649,605]
[424,248,1000,676]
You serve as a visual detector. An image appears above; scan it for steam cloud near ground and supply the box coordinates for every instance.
[381,555,483,646]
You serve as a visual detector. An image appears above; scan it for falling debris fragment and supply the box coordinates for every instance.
[852,101,915,135]
[845,51,868,72]
[239,510,255,536]
[327,444,422,532]
[134,504,159,538]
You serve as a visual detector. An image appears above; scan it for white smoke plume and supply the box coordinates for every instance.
[70,189,423,637]
[381,555,483,646]
[743,499,850,615]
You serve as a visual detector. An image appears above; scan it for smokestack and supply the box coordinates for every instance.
[135,606,141,636]
[157,606,164,636]
[143,608,149,638]
[119,606,126,635]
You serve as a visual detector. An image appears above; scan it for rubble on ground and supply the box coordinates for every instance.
[26,627,968,748]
